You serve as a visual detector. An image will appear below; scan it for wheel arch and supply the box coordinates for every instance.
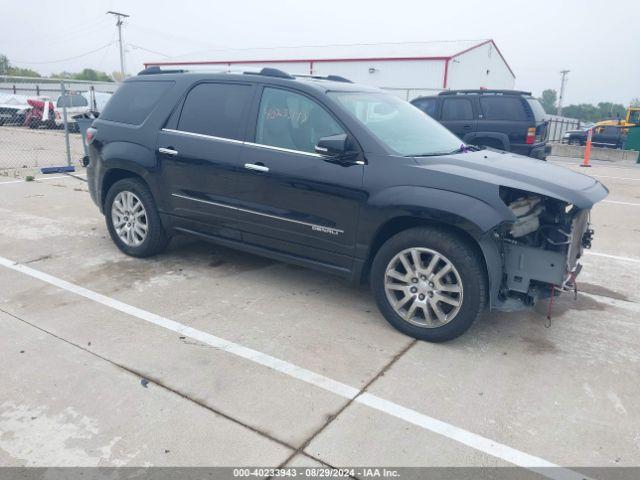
[360,216,491,297]
[101,167,150,212]
[464,132,510,150]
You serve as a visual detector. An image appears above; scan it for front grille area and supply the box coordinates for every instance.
[567,209,590,272]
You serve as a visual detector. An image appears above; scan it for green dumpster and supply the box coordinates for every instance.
[624,127,640,161]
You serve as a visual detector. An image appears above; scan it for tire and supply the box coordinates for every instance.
[104,178,169,257]
[27,118,40,129]
[569,139,582,146]
[371,227,487,342]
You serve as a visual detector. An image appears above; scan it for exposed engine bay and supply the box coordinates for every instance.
[495,187,594,306]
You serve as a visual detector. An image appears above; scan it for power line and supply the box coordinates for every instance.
[127,44,172,58]
[11,42,116,65]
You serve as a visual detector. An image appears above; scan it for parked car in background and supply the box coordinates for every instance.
[86,67,607,342]
[563,125,627,149]
[25,98,56,129]
[0,94,31,126]
[411,90,549,160]
[53,93,91,131]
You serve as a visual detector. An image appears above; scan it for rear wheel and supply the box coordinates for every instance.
[371,227,487,342]
[104,178,169,257]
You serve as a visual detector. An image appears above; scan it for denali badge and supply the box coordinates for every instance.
[312,225,343,236]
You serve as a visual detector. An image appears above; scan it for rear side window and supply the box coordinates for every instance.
[480,96,527,120]
[178,83,253,140]
[441,98,473,120]
[413,98,437,117]
[525,98,547,121]
[101,81,173,125]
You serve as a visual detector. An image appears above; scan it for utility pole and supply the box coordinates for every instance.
[557,69,570,117]
[107,11,129,79]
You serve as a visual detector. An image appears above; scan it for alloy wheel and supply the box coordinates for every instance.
[384,247,464,328]
[111,191,148,247]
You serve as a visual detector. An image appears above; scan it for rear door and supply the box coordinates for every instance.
[157,81,255,238]
[233,86,365,271]
[439,96,477,139]
[478,95,530,151]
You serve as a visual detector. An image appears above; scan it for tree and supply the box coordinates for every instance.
[0,53,41,77]
[539,89,557,114]
[0,54,9,75]
[630,98,640,107]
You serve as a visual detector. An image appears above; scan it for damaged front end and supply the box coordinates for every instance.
[491,186,597,311]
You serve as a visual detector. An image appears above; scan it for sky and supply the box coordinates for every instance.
[2,0,639,105]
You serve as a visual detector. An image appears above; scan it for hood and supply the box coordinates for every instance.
[412,150,608,209]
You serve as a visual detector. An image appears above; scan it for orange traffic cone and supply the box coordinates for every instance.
[581,128,593,168]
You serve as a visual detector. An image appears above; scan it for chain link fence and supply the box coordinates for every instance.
[0,76,117,174]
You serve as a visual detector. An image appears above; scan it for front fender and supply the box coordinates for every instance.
[363,185,512,240]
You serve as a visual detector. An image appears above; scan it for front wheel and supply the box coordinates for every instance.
[104,178,169,257]
[371,227,487,342]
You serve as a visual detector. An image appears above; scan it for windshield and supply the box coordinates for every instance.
[329,91,461,156]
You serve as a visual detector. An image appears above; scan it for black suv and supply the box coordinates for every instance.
[86,68,607,342]
[564,125,627,149]
[411,90,549,160]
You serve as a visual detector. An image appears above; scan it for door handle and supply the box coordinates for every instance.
[244,163,269,173]
[463,125,472,130]
[159,147,178,156]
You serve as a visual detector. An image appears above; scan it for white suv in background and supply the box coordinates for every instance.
[53,93,92,131]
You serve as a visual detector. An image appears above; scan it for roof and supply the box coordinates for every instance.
[145,39,515,78]
[127,71,382,95]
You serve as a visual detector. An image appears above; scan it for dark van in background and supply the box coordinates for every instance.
[411,90,549,160]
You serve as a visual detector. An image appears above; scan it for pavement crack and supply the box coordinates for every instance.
[23,254,53,265]
[0,306,334,469]
[273,339,417,478]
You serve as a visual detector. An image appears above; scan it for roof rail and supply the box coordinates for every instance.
[138,66,187,75]
[293,74,353,83]
[243,67,294,79]
[439,89,532,96]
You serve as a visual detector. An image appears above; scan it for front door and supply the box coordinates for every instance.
[157,81,255,239]
[234,86,365,271]
[439,96,477,140]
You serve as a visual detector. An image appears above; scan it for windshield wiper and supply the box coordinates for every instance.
[410,145,481,158]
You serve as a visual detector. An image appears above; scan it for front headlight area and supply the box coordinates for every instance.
[495,186,588,306]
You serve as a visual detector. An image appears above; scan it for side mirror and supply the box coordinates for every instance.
[315,133,348,156]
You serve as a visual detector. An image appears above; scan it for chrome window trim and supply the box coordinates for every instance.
[162,128,244,145]
[244,141,324,158]
[161,128,326,158]
[171,193,344,233]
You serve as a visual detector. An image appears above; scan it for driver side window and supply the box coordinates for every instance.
[255,87,345,154]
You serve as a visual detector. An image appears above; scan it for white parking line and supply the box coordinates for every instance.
[0,173,87,185]
[602,199,640,207]
[0,254,586,480]
[585,251,640,264]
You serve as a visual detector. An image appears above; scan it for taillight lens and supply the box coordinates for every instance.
[86,127,97,143]
[526,127,536,144]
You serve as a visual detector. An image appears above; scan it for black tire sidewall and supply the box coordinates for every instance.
[104,178,168,257]
[371,227,486,342]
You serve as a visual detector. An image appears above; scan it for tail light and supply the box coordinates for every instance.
[526,127,536,145]
[86,127,97,143]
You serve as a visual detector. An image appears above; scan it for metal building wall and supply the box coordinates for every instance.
[446,42,515,90]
